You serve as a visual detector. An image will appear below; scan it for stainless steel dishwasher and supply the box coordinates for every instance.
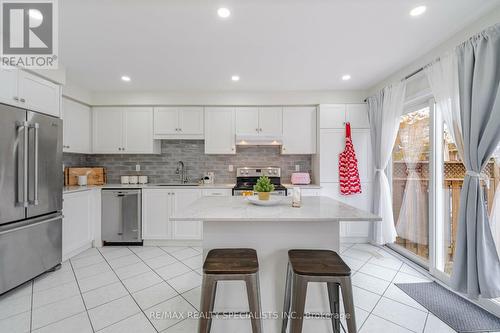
[101,189,142,244]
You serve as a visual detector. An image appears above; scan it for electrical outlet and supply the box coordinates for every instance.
[135,164,141,172]
[228,165,234,172]
[295,165,300,171]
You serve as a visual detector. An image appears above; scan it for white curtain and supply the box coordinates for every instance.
[367,81,407,245]
[490,146,500,258]
[426,53,464,161]
[396,116,428,245]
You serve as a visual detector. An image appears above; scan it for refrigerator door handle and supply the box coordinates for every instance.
[0,214,61,235]
[16,121,29,208]
[117,194,123,236]
[29,123,40,206]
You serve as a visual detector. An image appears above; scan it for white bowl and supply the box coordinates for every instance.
[246,195,284,206]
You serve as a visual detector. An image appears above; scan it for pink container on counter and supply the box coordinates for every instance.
[291,172,311,185]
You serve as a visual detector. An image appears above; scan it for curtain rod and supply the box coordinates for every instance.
[364,57,441,102]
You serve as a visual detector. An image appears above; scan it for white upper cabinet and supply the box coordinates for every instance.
[320,103,369,129]
[320,128,372,183]
[346,104,370,128]
[154,107,204,139]
[0,68,61,117]
[320,104,346,129]
[235,107,282,136]
[259,107,283,136]
[282,106,317,154]
[0,68,19,106]
[62,98,91,153]
[18,71,61,117]
[93,107,123,153]
[154,107,178,135]
[204,107,235,154]
[235,107,259,135]
[179,107,204,135]
[93,107,159,154]
[123,107,156,153]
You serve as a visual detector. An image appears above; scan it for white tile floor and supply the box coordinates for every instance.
[0,243,495,333]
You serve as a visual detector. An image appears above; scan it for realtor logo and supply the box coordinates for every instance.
[1,0,58,68]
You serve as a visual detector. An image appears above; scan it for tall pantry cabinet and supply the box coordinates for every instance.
[318,104,373,241]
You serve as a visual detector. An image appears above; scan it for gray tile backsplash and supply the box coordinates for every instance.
[63,140,312,184]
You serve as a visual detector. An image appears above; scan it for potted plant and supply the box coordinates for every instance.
[253,176,275,201]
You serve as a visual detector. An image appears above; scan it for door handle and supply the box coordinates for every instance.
[17,121,29,207]
[30,123,39,206]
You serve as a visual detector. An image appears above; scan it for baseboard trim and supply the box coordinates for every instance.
[63,242,93,261]
[341,236,370,243]
[143,239,202,247]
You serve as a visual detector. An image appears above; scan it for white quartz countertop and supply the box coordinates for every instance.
[63,183,235,194]
[170,196,381,222]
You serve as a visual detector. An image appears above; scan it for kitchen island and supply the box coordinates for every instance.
[171,195,381,333]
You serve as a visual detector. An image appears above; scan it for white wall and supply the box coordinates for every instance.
[368,5,500,96]
[62,79,93,105]
[28,64,67,85]
[90,90,366,106]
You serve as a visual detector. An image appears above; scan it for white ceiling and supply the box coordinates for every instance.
[60,0,500,92]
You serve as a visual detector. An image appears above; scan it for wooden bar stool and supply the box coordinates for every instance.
[281,249,356,333]
[199,248,263,333]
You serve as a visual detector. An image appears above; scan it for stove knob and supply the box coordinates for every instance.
[245,171,249,175]
[240,170,244,174]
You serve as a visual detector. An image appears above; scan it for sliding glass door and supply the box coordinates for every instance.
[390,105,431,265]
[387,95,500,313]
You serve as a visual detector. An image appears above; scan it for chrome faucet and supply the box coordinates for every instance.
[175,161,188,183]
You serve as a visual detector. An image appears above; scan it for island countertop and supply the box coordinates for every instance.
[170,195,381,222]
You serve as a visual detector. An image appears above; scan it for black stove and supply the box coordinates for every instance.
[232,167,287,196]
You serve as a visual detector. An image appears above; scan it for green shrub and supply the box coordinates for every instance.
[253,176,275,192]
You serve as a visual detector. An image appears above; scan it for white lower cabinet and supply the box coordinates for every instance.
[201,188,232,197]
[63,190,96,260]
[171,189,202,240]
[320,183,372,241]
[142,188,202,240]
[286,188,321,196]
[142,189,172,239]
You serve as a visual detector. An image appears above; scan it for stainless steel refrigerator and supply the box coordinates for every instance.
[0,103,63,294]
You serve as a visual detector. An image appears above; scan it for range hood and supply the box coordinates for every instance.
[235,134,283,146]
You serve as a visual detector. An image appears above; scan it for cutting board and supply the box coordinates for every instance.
[64,167,107,186]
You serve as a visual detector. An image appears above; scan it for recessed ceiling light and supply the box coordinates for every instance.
[217,7,231,18]
[231,75,240,82]
[121,75,131,82]
[342,74,351,81]
[410,5,426,17]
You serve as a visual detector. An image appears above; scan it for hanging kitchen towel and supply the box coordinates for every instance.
[339,122,362,195]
